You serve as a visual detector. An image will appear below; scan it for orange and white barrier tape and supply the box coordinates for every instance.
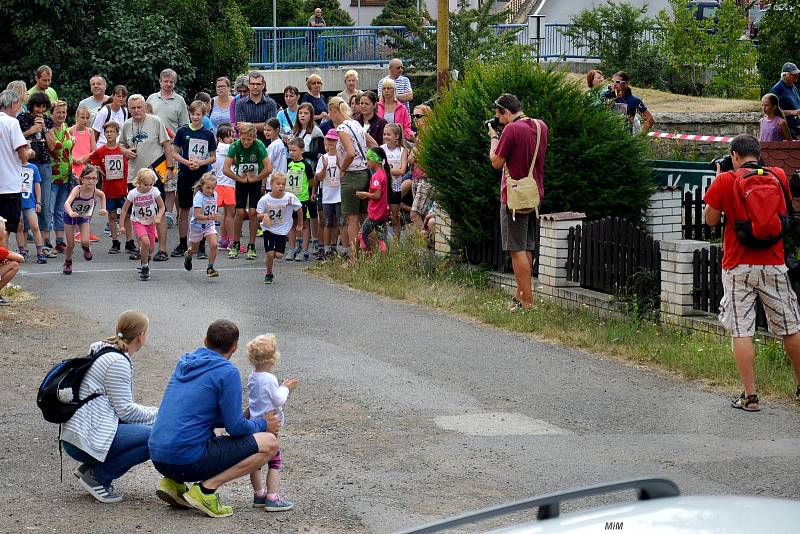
[647,130,735,143]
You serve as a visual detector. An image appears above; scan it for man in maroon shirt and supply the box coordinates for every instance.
[704,134,800,411]
[488,93,548,310]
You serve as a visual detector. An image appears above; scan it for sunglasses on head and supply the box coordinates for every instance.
[412,114,425,119]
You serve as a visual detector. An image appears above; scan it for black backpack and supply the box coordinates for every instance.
[37,346,123,424]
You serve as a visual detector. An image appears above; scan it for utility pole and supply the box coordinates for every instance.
[436,0,449,91]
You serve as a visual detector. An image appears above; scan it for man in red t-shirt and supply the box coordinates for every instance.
[489,93,549,310]
[704,134,800,411]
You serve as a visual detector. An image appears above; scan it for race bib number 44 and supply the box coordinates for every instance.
[189,138,209,161]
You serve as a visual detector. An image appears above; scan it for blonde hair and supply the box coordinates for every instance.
[327,96,352,120]
[104,310,149,353]
[134,168,157,186]
[247,334,280,366]
[193,171,217,194]
[306,74,323,89]
[380,78,397,92]
[238,122,257,136]
[270,171,287,185]
[6,80,28,103]
[343,69,359,82]
[52,99,68,111]
[74,104,91,122]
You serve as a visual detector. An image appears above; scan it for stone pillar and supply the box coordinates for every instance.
[660,239,710,321]
[538,212,586,295]
[646,187,683,241]
[433,207,453,256]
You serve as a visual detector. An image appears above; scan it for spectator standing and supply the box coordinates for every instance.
[45,100,74,250]
[308,7,326,26]
[769,62,800,139]
[146,69,190,136]
[356,91,387,147]
[92,85,130,146]
[230,75,250,128]
[585,69,608,107]
[377,79,414,140]
[488,93,549,310]
[234,72,278,145]
[209,77,234,135]
[0,90,30,246]
[6,81,29,115]
[336,70,360,103]
[120,94,174,262]
[278,86,300,137]
[300,74,329,123]
[377,59,413,113]
[28,65,58,103]
[18,92,55,250]
[79,75,109,123]
[602,72,655,135]
[759,93,792,142]
[703,134,800,411]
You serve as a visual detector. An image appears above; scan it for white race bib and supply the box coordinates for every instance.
[201,199,217,217]
[72,198,95,216]
[189,138,209,161]
[325,164,340,188]
[105,155,125,180]
[20,168,33,194]
[287,168,303,194]
[266,204,283,223]
[238,162,257,176]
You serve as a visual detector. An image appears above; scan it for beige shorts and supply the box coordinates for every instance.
[411,180,432,215]
[719,264,800,337]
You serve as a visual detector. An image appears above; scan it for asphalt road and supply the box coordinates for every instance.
[9,224,800,532]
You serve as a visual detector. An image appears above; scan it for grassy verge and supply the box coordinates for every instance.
[311,238,799,402]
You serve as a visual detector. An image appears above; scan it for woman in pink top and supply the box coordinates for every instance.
[70,105,96,177]
[377,79,414,141]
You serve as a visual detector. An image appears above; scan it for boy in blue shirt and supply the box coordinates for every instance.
[16,163,47,263]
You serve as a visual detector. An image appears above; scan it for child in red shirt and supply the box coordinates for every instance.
[355,147,391,253]
[0,218,24,305]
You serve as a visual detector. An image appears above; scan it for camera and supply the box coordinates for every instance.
[485,117,501,131]
[711,154,734,173]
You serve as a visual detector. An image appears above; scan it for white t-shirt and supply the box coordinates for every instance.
[266,138,288,189]
[247,371,290,424]
[382,144,404,192]
[336,119,367,171]
[126,187,161,224]
[190,191,218,227]
[0,112,28,194]
[213,142,234,188]
[316,153,341,204]
[256,192,302,236]
[93,106,128,146]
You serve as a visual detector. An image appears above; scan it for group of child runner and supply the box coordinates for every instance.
[27,97,409,284]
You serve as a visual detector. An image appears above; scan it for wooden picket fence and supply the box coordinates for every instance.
[566,217,660,293]
[683,189,723,241]
[463,215,539,276]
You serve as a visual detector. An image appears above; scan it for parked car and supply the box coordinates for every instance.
[688,0,720,22]
[397,478,800,534]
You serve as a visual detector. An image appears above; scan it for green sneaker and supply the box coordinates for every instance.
[156,477,191,509]
[228,243,240,259]
[246,243,257,260]
[183,484,233,518]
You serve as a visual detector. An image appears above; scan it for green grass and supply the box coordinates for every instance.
[312,237,799,402]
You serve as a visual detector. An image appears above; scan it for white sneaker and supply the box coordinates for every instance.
[284,249,296,261]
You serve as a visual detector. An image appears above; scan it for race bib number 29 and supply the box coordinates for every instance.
[239,163,257,176]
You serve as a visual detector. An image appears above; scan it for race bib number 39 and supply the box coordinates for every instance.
[105,155,125,180]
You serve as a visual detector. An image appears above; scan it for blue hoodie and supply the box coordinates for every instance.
[149,346,266,465]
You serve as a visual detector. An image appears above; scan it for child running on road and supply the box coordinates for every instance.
[15,163,47,263]
[246,334,299,511]
[223,122,271,260]
[212,124,236,251]
[62,165,107,275]
[119,169,166,281]
[355,147,391,253]
[183,172,221,277]
[256,172,302,284]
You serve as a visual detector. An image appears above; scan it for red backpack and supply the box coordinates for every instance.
[731,166,792,249]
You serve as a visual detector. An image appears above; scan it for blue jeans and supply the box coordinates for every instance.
[50,181,71,233]
[35,163,52,233]
[62,423,153,486]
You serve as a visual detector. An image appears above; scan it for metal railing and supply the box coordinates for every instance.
[247,23,661,68]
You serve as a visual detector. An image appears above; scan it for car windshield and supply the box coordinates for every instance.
[700,6,718,18]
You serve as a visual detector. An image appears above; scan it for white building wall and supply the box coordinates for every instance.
[339,0,477,26]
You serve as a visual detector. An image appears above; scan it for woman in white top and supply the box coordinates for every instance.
[336,69,360,103]
[327,96,378,252]
[60,310,158,504]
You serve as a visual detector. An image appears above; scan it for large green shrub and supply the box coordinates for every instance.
[372,0,418,27]
[418,51,654,248]
[757,0,800,93]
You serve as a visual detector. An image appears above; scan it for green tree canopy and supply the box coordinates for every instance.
[756,0,800,94]
[418,50,654,248]
[371,0,418,27]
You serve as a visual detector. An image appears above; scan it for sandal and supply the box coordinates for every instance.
[731,393,760,412]
[153,250,169,262]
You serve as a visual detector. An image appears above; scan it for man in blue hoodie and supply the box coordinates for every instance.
[148,319,280,518]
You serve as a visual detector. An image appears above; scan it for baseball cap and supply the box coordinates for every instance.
[782,62,800,75]
[324,129,339,140]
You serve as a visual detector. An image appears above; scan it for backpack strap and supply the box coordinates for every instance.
[503,118,543,218]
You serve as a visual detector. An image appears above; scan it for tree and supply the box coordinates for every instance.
[239,0,306,26]
[705,0,758,98]
[562,1,658,80]
[371,0,418,27]
[385,1,524,76]
[657,0,716,96]
[417,50,654,249]
[756,0,800,93]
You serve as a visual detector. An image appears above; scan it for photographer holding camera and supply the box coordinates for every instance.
[703,134,800,412]
[488,93,548,310]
